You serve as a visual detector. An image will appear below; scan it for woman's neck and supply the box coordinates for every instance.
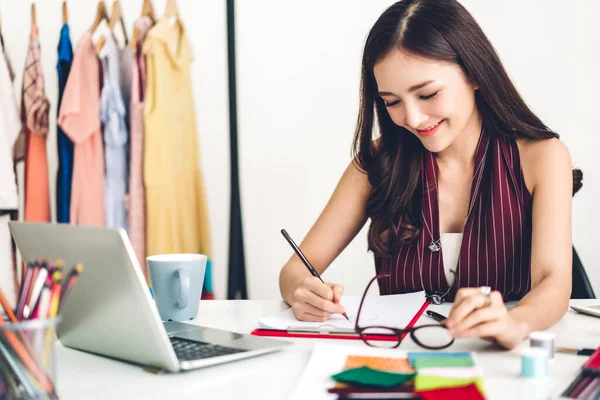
[435,112,483,169]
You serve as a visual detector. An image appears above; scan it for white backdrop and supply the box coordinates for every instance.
[1,1,598,301]
[235,0,600,299]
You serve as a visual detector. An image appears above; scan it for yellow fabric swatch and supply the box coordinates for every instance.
[415,375,485,394]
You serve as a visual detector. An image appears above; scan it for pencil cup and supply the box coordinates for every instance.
[0,317,60,399]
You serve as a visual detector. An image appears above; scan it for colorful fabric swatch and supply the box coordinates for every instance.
[415,375,485,393]
[412,356,475,369]
[416,383,486,400]
[418,367,482,378]
[331,355,416,392]
[408,352,472,363]
[331,366,416,388]
[344,355,415,373]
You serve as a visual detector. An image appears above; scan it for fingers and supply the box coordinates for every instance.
[447,293,487,328]
[301,289,345,313]
[292,302,334,322]
[458,320,528,350]
[448,305,500,336]
[447,288,501,329]
[449,288,486,315]
[457,320,504,339]
[305,277,334,301]
[291,277,346,322]
[326,282,345,304]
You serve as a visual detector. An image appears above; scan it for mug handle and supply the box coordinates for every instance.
[175,268,190,309]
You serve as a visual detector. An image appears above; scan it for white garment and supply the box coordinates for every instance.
[0,50,21,210]
[0,214,16,307]
[441,233,463,285]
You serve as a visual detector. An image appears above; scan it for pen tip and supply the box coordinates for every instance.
[342,312,350,321]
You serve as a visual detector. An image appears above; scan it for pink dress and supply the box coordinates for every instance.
[128,17,154,278]
[58,32,105,226]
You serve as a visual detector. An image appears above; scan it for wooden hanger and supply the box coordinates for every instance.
[95,36,106,54]
[96,1,129,54]
[131,0,156,49]
[164,0,179,19]
[109,0,129,45]
[142,0,156,23]
[89,1,109,34]
[0,12,5,50]
[31,3,37,27]
[62,1,68,25]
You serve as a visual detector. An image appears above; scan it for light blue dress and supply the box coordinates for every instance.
[100,36,129,230]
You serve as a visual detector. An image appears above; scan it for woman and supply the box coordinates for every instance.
[279,0,582,350]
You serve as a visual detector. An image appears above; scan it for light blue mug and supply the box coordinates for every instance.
[147,254,207,321]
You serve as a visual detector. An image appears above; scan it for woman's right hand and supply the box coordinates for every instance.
[290,277,346,322]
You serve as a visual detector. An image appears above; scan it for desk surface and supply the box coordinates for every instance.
[55,299,600,400]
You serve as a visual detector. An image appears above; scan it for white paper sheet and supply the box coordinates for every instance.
[259,291,426,333]
[289,342,409,400]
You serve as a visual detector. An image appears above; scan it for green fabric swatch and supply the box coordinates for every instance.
[408,352,471,363]
[331,366,416,388]
[415,375,485,394]
[412,356,474,369]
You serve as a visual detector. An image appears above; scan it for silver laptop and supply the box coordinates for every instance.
[8,222,291,372]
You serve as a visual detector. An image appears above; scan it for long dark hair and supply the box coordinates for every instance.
[353,0,583,256]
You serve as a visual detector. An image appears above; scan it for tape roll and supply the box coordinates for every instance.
[530,331,555,359]
[521,347,548,378]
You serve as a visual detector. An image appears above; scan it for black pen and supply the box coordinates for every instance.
[555,347,596,356]
[426,310,447,323]
[281,229,350,321]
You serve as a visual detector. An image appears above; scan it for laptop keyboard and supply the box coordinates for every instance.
[169,336,247,361]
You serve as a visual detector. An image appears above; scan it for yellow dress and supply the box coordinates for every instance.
[143,19,211,259]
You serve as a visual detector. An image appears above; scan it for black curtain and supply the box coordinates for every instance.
[226,0,248,299]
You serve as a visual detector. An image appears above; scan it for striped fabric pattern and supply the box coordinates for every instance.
[376,130,532,302]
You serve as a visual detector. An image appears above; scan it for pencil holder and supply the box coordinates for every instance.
[0,317,60,400]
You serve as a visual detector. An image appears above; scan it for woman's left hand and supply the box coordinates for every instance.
[445,287,529,349]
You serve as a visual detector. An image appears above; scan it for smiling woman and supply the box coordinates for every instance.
[279,0,582,350]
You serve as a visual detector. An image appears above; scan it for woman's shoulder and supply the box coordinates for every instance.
[516,137,571,165]
[516,137,572,192]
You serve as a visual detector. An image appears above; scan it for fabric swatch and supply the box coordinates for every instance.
[408,352,472,363]
[344,355,415,373]
[417,366,482,378]
[415,375,485,393]
[331,366,416,388]
[416,383,486,400]
[412,356,475,369]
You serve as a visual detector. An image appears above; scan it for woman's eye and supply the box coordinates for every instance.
[384,100,401,107]
[420,91,439,100]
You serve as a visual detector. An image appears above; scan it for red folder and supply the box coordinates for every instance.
[583,347,600,372]
[251,300,430,341]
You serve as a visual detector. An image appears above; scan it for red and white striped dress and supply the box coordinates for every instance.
[376,130,532,302]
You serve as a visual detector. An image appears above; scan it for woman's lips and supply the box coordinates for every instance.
[417,119,445,137]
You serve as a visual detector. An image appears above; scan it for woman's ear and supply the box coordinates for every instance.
[466,74,479,91]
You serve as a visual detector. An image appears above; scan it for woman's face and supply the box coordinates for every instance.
[374,49,480,153]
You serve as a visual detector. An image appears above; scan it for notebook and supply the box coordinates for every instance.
[254,291,427,338]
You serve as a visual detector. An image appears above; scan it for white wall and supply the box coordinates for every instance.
[0,0,230,299]
[235,0,600,299]
[3,0,599,301]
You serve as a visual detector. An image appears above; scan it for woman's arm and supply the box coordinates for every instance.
[509,138,573,327]
[279,159,371,321]
[446,138,573,349]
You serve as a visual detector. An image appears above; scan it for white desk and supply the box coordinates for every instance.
[55,299,600,400]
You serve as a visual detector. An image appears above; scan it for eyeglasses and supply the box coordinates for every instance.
[354,273,455,350]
